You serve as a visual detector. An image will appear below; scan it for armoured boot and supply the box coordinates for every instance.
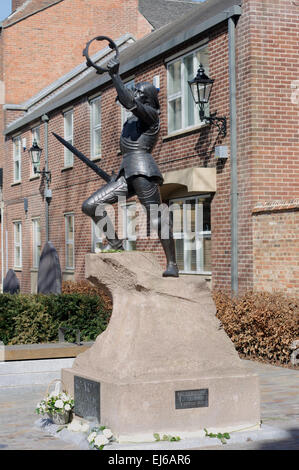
[160,238,179,278]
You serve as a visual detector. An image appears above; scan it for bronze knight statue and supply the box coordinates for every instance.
[54,37,179,278]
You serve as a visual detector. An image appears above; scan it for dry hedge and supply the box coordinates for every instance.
[213,290,299,366]
[62,280,112,312]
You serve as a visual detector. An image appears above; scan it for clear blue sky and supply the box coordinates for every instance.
[0,0,12,22]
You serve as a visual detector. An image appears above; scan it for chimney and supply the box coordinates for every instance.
[12,0,28,11]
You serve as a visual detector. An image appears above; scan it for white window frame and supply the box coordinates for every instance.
[13,135,22,183]
[167,45,209,134]
[32,218,41,268]
[64,213,74,270]
[91,220,104,253]
[170,195,211,275]
[13,221,22,268]
[90,95,102,160]
[122,202,137,251]
[63,109,74,167]
[31,126,41,176]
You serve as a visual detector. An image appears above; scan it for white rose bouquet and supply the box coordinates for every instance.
[87,426,114,450]
[35,391,74,416]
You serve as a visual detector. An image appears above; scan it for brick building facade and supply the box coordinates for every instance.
[2,0,299,295]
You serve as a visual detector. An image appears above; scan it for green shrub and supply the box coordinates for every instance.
[213,290,299,365]
[0,293,111,345]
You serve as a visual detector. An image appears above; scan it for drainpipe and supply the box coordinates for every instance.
[228,16,238,296]
[42,114,50,242]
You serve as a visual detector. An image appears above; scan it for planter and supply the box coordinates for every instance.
[47,410,71,425]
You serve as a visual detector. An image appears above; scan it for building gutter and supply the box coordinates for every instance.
[4,5,242,136]
[228,16,239,295]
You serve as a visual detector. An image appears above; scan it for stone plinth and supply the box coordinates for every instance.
[62,252,260,442]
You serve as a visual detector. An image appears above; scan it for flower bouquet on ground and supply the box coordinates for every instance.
[35,379,74,425]
[87,426,114,450]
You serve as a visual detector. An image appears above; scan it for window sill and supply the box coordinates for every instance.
[29,175,40,181]
[13,267,22,272]
[11,181,22,186]
[90,156,102,162]
[61,166,73,172]
[162,123,208,141]
[63,269,75,274]
[30,268,38,272]
[179,271,212,277]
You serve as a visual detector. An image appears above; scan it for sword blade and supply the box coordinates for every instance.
[52,132,111,182]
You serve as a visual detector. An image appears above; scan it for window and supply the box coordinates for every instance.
[121,79,135,126]
[31,126,41,176]
[13,221,22,268]
[122,202,137,251]
[170,195,211,274]
[65,214,74,269]
[167,46,209,133]
[92,220,104,253]
[32,218,41,268]
[13,136,21,183]
[90,96,102,159]
[63,109,73,167]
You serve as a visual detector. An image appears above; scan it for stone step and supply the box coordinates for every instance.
[0,358,74,388]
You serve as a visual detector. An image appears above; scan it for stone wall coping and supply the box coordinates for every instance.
[252,199,299,215]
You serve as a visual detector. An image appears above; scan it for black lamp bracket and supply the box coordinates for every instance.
[205,113,227,138]
[200,109,226,138]
[34,166,51,184]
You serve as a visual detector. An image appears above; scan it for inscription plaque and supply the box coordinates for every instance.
[175,388,209,409]
[74,376,100,421]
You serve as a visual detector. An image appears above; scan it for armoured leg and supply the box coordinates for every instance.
[131,176,179,277]
[82,176,129,249]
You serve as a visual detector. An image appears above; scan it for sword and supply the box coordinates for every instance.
[52,132,112,183]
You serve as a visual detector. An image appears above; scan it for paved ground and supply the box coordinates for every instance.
[197,360,299,450]
[0,359,298,450]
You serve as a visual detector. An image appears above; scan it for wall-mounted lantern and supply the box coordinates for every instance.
[188,63,227,137]
[29,140,51,184]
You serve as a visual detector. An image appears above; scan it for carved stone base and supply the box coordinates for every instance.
[62,252,260,442]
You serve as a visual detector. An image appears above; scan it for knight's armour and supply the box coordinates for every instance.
[115,84,163,185]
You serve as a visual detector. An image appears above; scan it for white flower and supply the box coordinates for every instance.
[103,428,113,439]
[68,420,82,432]
[54,399,64,409]
[64,404,71,411]
[81,423,90,433]
[87,431,97,443]
[94,435,109,448]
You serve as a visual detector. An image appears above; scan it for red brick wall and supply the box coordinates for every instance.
[2,0,152,104]
[12,0,27,10]
[236,0,299,293]
[252,201,299,293]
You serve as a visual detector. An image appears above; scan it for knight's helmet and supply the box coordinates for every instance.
[135,82,160,110]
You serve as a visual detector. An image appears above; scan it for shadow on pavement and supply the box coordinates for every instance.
[256,427,299,450]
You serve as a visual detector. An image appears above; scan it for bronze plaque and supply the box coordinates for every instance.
[74,376,100,421]
[175,388,209,409]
